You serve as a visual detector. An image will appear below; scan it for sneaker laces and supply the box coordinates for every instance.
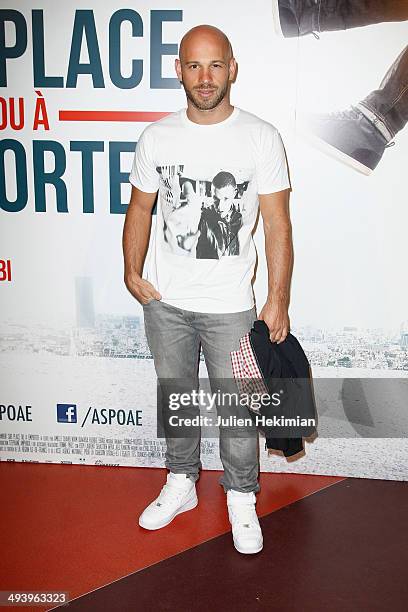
[228,498,259,529]
[305,107,359,123]
[155,481,190,508]
[330,107,361,121]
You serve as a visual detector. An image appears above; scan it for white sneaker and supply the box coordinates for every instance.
[227,490,263,554]
[138,472,198,530]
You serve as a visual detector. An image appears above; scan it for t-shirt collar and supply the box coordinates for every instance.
[181,106,240,128]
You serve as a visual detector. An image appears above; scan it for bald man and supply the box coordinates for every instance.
[124,25,292,554]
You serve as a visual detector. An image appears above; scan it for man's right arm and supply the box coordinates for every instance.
[122,185,162,305]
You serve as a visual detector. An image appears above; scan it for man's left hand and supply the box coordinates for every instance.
[258,300,290,344]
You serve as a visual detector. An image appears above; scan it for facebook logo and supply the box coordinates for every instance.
[57,404,77,423]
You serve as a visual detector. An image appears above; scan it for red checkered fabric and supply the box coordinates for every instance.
[230,332,269,412]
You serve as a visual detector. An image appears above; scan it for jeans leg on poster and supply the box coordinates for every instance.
[321,1,408,31]
[359,44,408,138]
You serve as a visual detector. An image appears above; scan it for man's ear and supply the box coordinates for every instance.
[175,58,182,81]
[229,57,237,82]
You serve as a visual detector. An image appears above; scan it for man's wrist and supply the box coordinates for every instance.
[266,290,289,307]
[124,267,142,282]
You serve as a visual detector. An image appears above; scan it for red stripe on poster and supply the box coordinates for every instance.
[59,110,170,122]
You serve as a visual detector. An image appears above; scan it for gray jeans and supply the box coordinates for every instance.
[142,299,260,494]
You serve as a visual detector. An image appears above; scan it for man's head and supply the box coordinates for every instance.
[212,171,237,216]
[175,25,236,111]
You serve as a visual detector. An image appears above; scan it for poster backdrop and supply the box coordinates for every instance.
[1,1,407,480]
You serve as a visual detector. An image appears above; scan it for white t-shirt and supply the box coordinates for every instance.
[128,106,290,313]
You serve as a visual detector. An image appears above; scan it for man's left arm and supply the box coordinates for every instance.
[258,187,293,343]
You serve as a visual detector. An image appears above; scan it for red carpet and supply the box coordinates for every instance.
[0,462,343,611]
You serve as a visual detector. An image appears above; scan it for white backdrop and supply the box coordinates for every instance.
[1,0,407,480]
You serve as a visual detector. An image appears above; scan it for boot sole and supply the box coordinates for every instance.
[138,494,198,530]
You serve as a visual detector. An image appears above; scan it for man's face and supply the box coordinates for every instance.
[214,184,236,216]
[175,32,235,111]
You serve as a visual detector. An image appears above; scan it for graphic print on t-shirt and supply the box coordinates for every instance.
[156,164,253,260]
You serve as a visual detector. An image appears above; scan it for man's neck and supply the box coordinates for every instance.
[186,100,234,125]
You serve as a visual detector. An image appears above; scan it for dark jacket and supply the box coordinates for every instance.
[248,320,317,457]
[196,204,242,259]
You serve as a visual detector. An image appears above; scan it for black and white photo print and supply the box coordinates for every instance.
[156,165,252,259]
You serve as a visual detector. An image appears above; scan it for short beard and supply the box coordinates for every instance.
[182,80,229,111]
